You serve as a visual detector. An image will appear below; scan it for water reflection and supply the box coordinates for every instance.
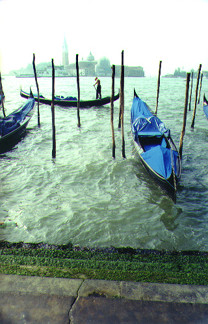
[159,198,182,231]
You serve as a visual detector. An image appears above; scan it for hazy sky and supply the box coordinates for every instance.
[0,0,208,76]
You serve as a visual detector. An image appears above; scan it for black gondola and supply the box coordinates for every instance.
[0,98,35,154]
[20,89,119,108]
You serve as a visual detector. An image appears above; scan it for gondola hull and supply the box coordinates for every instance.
[0,98,35,154]
[133,139,179,199]
[20,89,119,108]
[131,91,181,199]
[0,118,31,153]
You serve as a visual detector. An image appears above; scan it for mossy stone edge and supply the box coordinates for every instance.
[1,241,208,286]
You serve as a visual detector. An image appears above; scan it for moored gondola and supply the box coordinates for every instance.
[131,90,181,199]
[20,89,119,108]
[0,98,35,154]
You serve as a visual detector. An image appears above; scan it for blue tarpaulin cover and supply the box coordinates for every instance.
[0,98,35,136]
[55,96,77,101]
[141,146,178,179]
[131,96,178,180]
[131,96,169,137]
[203,102,208,119]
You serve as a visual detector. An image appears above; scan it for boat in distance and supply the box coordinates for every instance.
[203,94,208,119]
[131,90,181,199]
[20,89,119,108]
[0,98,35,154]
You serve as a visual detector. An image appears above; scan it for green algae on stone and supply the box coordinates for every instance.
[1,242,208,285]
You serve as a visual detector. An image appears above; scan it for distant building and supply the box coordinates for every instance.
[11,38,145,77]
[62,37,69,67]
[87,51,95,62]
[67,52,97,76]
[115,65,145,77]
[96,57,111,76]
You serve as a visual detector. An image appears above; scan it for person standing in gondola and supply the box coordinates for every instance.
[94,77,102,99]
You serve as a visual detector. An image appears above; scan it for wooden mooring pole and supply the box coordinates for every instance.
[0,72,6,117]
[179,73,190,158]
[111,65,116,158]
[118,53,124,129]
[197,73,203,104]
[191,64,202,128]
[76,54,81,128]
[51,59,56,159]
[155,60,162,115]
[32,54,40,127]
[189,71,193,111]
[120,50,126,158]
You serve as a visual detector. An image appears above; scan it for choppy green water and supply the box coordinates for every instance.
[0,75,208,251]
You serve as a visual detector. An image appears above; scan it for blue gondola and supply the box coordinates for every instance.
[203,94,208,119]
[131,90,181,199]
[0,98,35,153]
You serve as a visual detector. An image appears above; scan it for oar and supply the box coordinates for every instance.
[170,148,177,201]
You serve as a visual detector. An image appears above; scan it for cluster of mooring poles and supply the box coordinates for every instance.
[111,50,125,159]
[179,72,190,158]
[155,61,203,159]
[32,51,126,160]
[32,51,203,161]
[180,63,203,157]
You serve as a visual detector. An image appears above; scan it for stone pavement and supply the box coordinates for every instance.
[1,274,208,323]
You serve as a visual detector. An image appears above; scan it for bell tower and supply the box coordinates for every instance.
[62,36,69,67]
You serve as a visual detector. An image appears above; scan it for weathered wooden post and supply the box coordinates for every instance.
[155,60,162,115]
[120,50,126,158]
[76,54,81,128]
[111,65,116,158]
[179,73,190,158]
[191,64,202,128]
[0,72,6,117]
[51,59,56,159]
[197,73,203,104]
[32,54,40,127]
[118,54,123,129]
[189,71,193,111]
